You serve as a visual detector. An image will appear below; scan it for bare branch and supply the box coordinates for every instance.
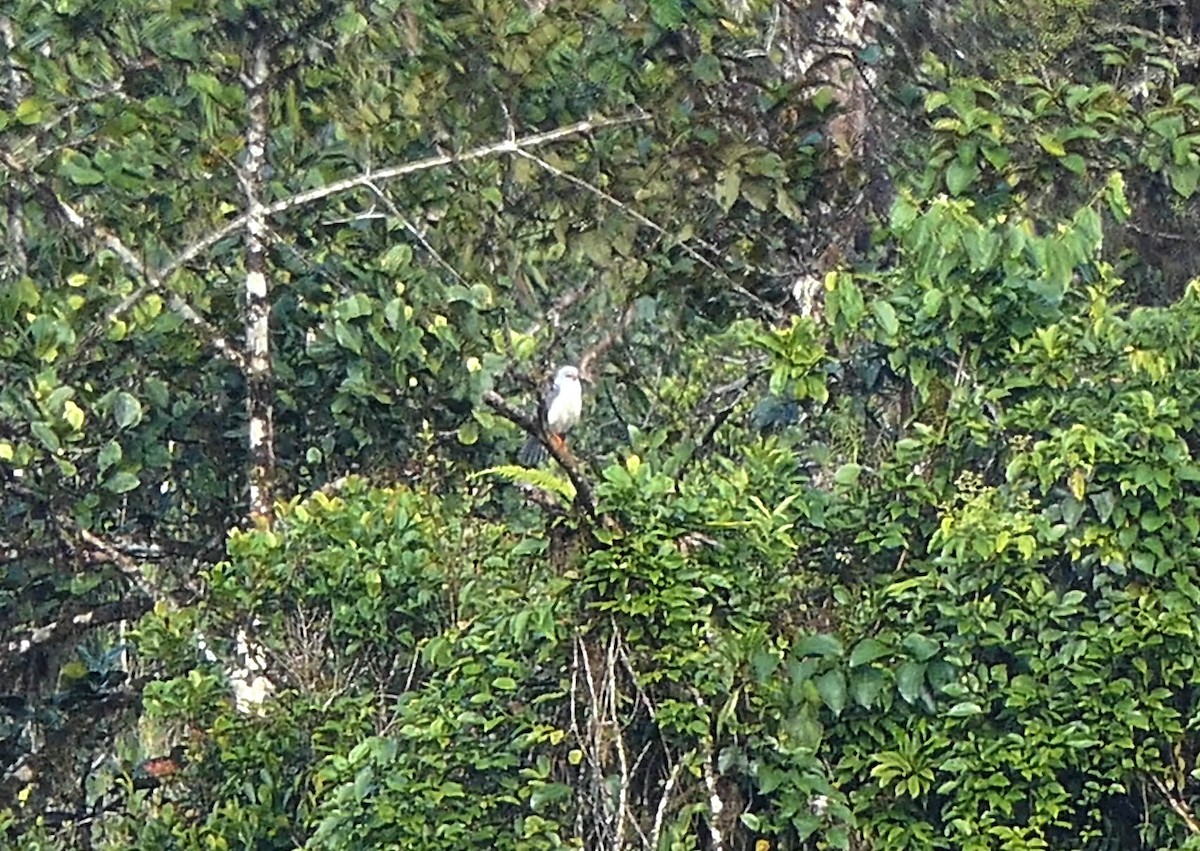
[0,152,250,371]
[650,757,685,851]
[5,599,150,656]
[692,690,727,851]
[364,179,471,287]
[161,113,650,279]
[1148,773,1200,836]
[74,527,194,607]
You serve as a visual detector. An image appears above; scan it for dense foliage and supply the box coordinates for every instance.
[5,0,1200,849]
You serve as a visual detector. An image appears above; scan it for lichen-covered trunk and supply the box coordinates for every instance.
[242,38,275,524]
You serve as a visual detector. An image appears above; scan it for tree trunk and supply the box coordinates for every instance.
[242,37,275,525]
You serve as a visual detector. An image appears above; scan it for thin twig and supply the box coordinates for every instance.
[364,179,471,287]
[513,148,782,319]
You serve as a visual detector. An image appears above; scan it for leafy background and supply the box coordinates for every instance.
[4,0,1200,848]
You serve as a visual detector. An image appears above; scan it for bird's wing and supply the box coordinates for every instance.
[537,372,557,430]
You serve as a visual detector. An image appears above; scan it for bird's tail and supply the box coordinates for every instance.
[518,435,548,466]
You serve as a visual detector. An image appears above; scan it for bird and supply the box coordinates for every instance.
[518,365,588,465]
[132,744,188,790]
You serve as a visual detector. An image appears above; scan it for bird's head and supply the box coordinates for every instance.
[555,365,590,386]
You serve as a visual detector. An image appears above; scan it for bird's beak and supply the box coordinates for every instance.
[579,373,593,384]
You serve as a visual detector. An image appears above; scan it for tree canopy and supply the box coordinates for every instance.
[5,1,1200,849]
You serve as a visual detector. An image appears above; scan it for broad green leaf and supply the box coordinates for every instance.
[1169,163,1200,198]
[97,441,123,475]
[850,668,888,709]
[871,300,899,336]
[16,97,51,125]
[833,463,862,486]
[795,634,844,659]
[849,638,890,667]
[895,660,926,704]
[946,701,982,717]
[104,471,140,494]
[31,422,60,453]
[1061,153,1087,174]
[59,151,105,186]
[1036,133,1067,156]
[648,0,684,29]
[62,400,85,431]
[815,670,847,717]
[530,782,571,811]
[901,633,939,662]
[945,160,977,195]
[113,393,143,430]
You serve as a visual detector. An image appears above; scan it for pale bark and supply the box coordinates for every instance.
[241,37,275,524]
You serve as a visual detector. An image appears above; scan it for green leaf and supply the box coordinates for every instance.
[716,169,741,212]
[457,421,479,446]
[104,471,140,494]
[1036,133,1067,156]
[850,668,888,709]
[833,463,862,486]
[752,650,780,682]
[648,0,684,29]
[945,160,977,195]
[97,441,122,475]
[1061,153,1088,175]
[62,400,85,431]
[59,151,105,186]
[849,638,890,666]
[476,465,575,501]
[15,97,51,125]
[794,633,843,659]
[31,422,60,453]
[812,87,837,112]
[530,782,571,811]
[740,812,763,831]
[815,670,847,717]
[902,633,940,662]
[1168,163,1200,198]
[981,143,1011,170]
[113,392,143,430]
[870,300,899,337]
[334,321,364,355]
[895,660,926,704]
[946,701,982,717]
[1091,490,1116,523]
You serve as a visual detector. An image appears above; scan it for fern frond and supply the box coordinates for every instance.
[475,465,576,501]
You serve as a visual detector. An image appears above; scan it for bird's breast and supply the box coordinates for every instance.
[546,385,582,433]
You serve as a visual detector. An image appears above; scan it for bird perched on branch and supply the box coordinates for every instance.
[519,365,588,465]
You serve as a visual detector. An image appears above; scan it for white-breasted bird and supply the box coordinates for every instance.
[519,365,588,465]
